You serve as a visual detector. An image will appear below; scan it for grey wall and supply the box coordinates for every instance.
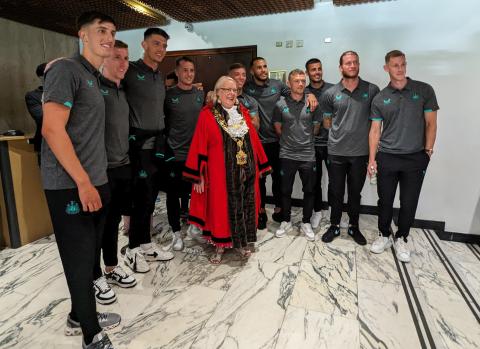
[0,17,78,133]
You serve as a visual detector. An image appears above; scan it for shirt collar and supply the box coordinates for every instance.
[74,55,100,77]
[99,75,122,89]
[136,59,160,74]
[387,77,412,93]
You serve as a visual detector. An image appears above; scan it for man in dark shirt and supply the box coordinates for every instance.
[305,58,334,230]
[164,56,204,250]
[272,69,321,241]
[369,50,438,263]
[321,51,380,246]
[41,11,119,349]
[122,28,174,272]
[25,62,47,154]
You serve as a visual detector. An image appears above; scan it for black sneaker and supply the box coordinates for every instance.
[348,226,367,245]
[271,210,283,223]
[321,225,340,243]
[83,331,115,349]
[258,212,267,230]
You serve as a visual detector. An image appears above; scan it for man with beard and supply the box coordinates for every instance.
[368,50,438,262]
[321,51,379,245]
[123,28,174,273]
[244,57,317,230]
[305,58,333,229]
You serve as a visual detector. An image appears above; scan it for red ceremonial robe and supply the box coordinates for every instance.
[183,104,271,247]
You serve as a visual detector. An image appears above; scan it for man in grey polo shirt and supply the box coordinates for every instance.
[321,51,380,246]
[305,58,334,229]
[122,27,174,272]
[164,56,204,251]
[41,11,119,349]
[272,69,321,241]
[369,50,438,263]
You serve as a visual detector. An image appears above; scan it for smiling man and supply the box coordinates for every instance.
[41,11,120,349]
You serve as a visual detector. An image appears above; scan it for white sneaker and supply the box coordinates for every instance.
[340,214,349,229]
[105,265,137,288]
[93,276,116,305]
[187,224,206,243]
[310,211,323,229]
[172,231,184,251]
[300,223,315,241]
[124,247,150,273]
[394,238,411,263]
[141,242,175,262]
[370,233,393,254]
[275,221,292,238]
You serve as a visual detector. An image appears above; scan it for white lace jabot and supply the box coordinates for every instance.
[222,106,249,138]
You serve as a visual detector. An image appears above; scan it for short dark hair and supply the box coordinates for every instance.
[144,27,170,40]
[76,11,116,31]
[166,71,178,83]
[175,56,194,67]
[305,58,321,70]
[250,56,266,67]
[339,50,359,65]
[288,69,306,81]
[35,62,47,77]
[385,50,405,63]
[114,40,128,49]
[229,63,246,72]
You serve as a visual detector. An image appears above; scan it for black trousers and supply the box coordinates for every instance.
[314,145,330,212]
[45,184,110,343]
[328,154,368,226]
[280,158,316,223]
[129,149,166,248]
[260,141,282,209]
[166,161,192,232]
[376,151,429,239]
[93,165,133,278]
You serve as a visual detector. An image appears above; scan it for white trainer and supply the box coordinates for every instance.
[172,231,184,251]
[394,238,411,263]
[187,224,205,243]
[300,223,315,241]
[310,211,323,229]
[275,221,292,238]
[124,247,150,273]
[141,242,175,262]
[93,276,116,305]
[370,233,393,254]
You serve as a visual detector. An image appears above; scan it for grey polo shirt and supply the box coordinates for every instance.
[123,59,166,149]
[238,92,259,119]
[321,78,380,156]
[272,95,321,162]
[164,86,204,161]
[100,76,130,168]
[244,78,289,143]
[41,55,107,190]
[371,78,439,154]
[306,81,334,147]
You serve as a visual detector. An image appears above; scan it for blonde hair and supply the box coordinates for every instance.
[212,76,238,105]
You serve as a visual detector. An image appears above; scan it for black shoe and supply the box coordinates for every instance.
[348,226,367,245]
[322,225,340,243]
[271,210,283,223]
[258,212,267,230]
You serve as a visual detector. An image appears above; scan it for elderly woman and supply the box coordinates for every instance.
[183,76,271,263]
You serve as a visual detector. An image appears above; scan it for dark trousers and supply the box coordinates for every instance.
[328,155,368,226]
[377,151,429,239]
[166,161,192,232]
[129,149,165,248]
[93,165,132,278]
[45,184,110,343]
[314,145,330,211]
[260,141,282,209]
[280,158,316,223]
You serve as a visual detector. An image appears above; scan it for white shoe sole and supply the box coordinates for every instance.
[396,253,411,263]
[370,240,393,254]
[275,226,291,238]
[144,254,175,262]
[95,295,117,305]
[106,278,137,288]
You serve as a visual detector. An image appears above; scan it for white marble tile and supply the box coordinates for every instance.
[291,240,357,319]
[275,305,360,349]
[251,231,307,266]
[191,261,298,349]
[419,286,480,349]
[355,245,401,284]
[451,261,480,305]
[440,240,480,265]
[358,278,423,349]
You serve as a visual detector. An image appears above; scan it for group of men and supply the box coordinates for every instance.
[38,9,438,349]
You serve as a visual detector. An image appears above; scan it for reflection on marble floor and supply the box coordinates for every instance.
[1,195,480,349]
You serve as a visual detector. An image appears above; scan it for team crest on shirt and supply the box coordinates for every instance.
[65,201,80,215]
[100,89,109,96]
[271,87,277,94]
[412,93,420,101]
[86,80,94,87]
[171,97,180,104]
[335,94,343,101]
[196,96,202,104]
[306,107,311,114]
[383,98,391,105]
[248,88,255,94]
[282,106,289,113]
[362,92,369,99]
[137,74,146,81]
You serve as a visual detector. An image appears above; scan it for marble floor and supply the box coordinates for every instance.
[1,194,480,349]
